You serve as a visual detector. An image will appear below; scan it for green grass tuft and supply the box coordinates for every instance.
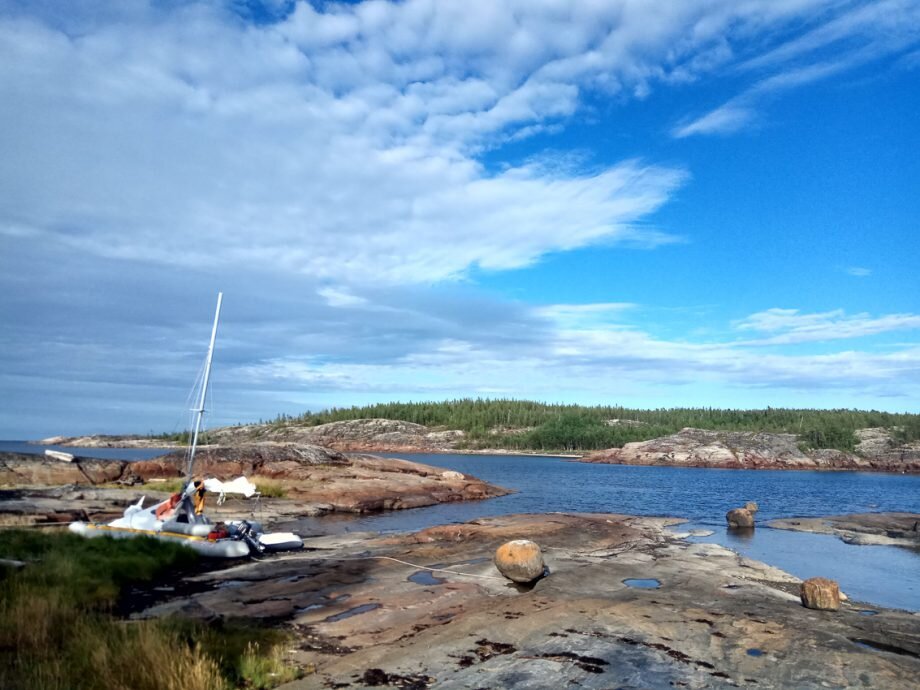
[0,531,302,690]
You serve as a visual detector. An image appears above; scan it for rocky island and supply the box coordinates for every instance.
[37,413,920,473]
[581,427,920,473]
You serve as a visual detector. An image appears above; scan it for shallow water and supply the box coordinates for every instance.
[682,521,920,610]
[293,452,920,611]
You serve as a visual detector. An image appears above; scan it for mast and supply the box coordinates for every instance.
[185,292,223,482]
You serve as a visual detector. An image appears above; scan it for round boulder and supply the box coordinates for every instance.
[726,508,755,528]
[494,539,545,583]
[801,577,840,611]
[744,501,759,514]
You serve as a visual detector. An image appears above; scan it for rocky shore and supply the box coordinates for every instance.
[122,512,920,689]
[769,512,920,549]
[0,443,509,519]
[582,427,920,473]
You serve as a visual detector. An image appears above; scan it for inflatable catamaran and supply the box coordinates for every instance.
[69,293,303,557]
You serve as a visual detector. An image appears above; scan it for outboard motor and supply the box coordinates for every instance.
[232,520,266,556]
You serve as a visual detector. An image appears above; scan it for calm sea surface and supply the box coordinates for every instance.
[3,443,918,610]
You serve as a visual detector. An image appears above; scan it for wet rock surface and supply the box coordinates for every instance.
[769,512,920,549]
[124,513,918,689]
[582,427,920,472]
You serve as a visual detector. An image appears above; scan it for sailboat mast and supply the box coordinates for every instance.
[185,292,223,482]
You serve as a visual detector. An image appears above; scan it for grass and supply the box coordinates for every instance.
[0,530,303,690]
[139,478,187,494]
[253,478,286,498]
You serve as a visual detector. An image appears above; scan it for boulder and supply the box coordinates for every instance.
[744,501,759,513]
[441,470,464,480]
[494,539,545,583]
[800,577,840,611]
[726,508,755,528]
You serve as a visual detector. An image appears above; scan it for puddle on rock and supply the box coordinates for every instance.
[297,603,326,614]
[623,578,661,589]
[295,592,351,615]
[216,580,248,589]
[857,609,879,616]
[850,638,919,658]
[408,570,446,586]
[746,648,764,657]
[323,603,381,623]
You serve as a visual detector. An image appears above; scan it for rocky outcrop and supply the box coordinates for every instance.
[35,435,180,448]
[42,419,466,453]
[0,444,509,515]
[134,513,920,689]
[582,428,920,472]
[0,452,130,487]
[769,512,920,548]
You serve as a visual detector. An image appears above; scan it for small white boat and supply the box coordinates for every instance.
[69,293,303,558]
[45,449,75,462]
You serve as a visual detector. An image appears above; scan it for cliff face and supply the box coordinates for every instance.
[582,428,920,472]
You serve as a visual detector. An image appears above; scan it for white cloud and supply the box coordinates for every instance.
[228,300,920,404]
[734,308,920,345]
[672,0,920,137]
[317,287,368,308]
[846,266,872,277]
[672,104,755,138]
[6,0,902,288]
[2,2,919,434]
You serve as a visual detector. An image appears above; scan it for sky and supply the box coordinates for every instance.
[1,0,919,438]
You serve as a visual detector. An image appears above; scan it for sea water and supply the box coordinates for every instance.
[291,452,920,610]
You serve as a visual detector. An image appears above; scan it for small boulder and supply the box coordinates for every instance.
[726,508,755,528]
[801,577,840,611]
[744,501,759,513]
[494,539,545,583]
[440,470,464,480]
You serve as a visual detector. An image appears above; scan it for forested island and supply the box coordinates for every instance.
[39,400,920,472]
[219,400,919,453]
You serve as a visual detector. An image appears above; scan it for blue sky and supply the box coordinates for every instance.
[1,0,919,438]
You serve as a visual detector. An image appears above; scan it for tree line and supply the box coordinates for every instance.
[265,398,920,452]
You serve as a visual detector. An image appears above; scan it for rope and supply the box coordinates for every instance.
[280,553,507,581]
[358,555,507,581]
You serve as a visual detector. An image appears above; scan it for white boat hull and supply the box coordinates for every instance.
[259,531,304,552]
[68,521,251,558]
